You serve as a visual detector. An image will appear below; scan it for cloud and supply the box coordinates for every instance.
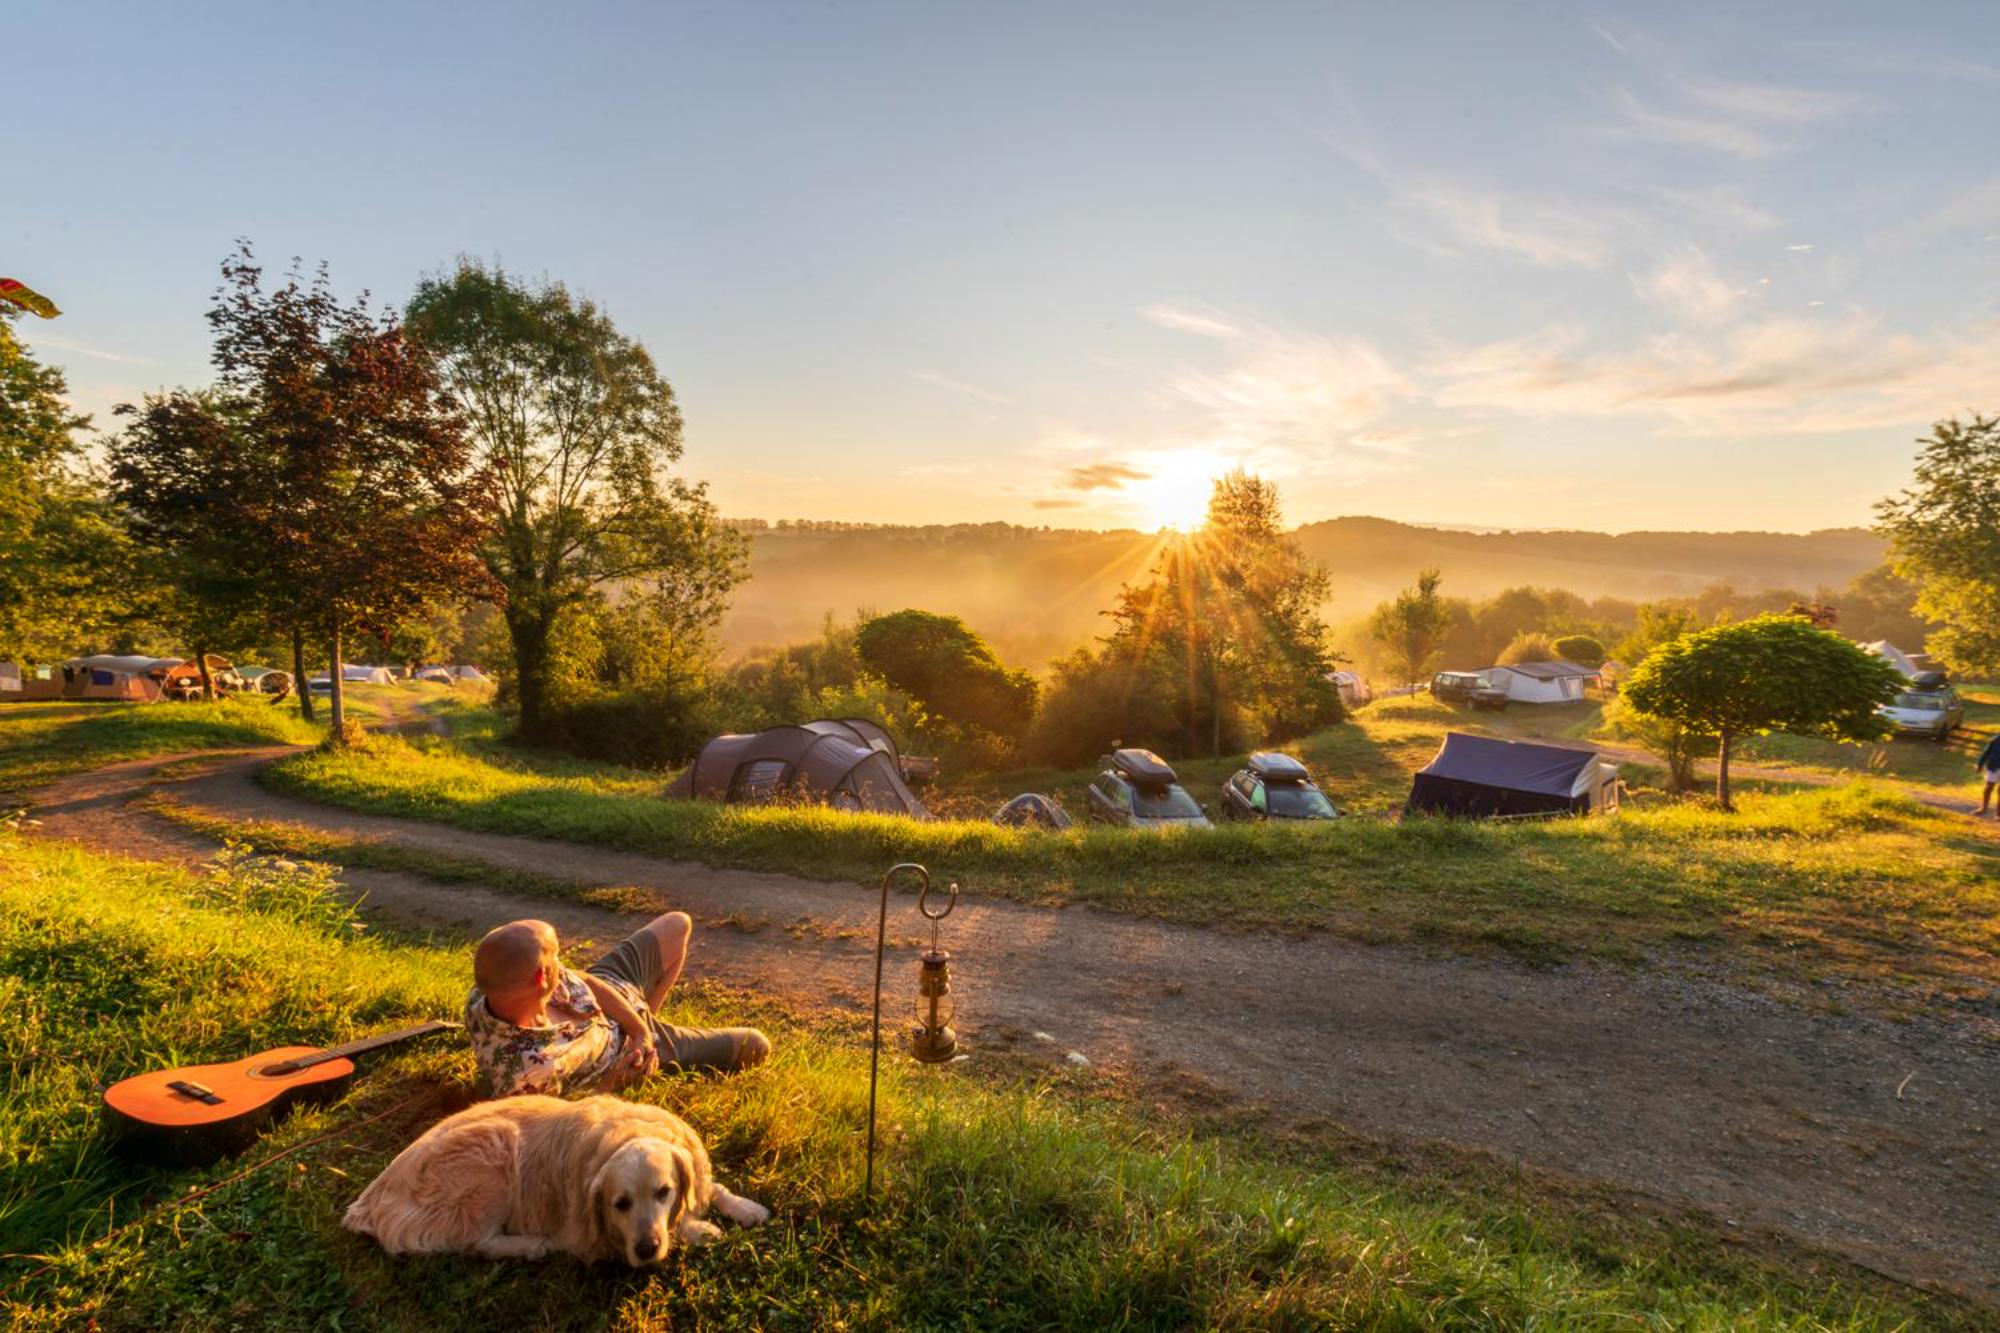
[1607,86,1788,158]
[1063,461,1151,491]
[1395,184,1615,268]
[1431,314,2000,434]
[1140,303,1244,340]
[1634,248,1742,323]
[21,332,148,365]
[912,370,1013,406]
[1786,243,1815,253]
[1680,75,1872,124]
[1156,311,1410,455]
[1030,497,1083,510]
[1646,185,1782,233]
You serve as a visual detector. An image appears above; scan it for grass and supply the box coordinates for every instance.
[262,723,2000,1004]
[0,698,323,799]
[1736,686,2000,796]
[1,830,1974,1331]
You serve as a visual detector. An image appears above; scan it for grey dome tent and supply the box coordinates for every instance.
[668,718,930,819]
[1406,732,1618,819]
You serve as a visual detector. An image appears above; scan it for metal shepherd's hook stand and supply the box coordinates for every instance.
[864,861,959,1206]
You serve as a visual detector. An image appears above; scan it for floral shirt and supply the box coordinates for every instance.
[464,965,640,1097]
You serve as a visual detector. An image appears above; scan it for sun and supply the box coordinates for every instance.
[1133,451,1227,531]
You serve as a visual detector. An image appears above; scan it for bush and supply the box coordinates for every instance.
[1026,647,1250,766]
[1604,696,1714,794]
[1497,631,1561,665]
[539,678,721,769]
[1552,634,1606,667]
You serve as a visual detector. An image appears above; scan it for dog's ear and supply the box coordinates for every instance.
[666,1147,696,1227]
[583,1152,618,1250]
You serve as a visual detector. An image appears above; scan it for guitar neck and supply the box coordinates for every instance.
[273,1021,458,1073]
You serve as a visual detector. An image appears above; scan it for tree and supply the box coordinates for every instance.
[406,261,743,740]
[1622,615,1902,809]
[1369,568,1451,687]
[160,245,496,741]
[1551,634,1606,667]
[1875,413,2000,675]
[1103,471,1340,757]
[856,609,1037,744]
[0,312,127,663]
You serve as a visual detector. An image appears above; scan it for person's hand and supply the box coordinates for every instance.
[617,1031,659,1083]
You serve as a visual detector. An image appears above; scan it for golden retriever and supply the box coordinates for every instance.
[342,1095,768,1266]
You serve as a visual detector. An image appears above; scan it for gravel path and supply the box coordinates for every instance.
[23,748,1999,1305]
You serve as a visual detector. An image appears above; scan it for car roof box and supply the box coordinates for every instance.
[1246,751,1310,783]
[1910,669,1949,689]
[1110,747,1178,785]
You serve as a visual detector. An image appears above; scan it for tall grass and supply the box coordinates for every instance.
[0,831,1966,1330]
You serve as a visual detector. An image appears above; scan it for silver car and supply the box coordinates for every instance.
[1085,748,1212,829]
[1877,685,1963,740]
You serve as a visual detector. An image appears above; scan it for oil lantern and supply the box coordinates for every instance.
[865,862,962,1203]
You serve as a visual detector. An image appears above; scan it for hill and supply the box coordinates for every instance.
[719,518,1884,665]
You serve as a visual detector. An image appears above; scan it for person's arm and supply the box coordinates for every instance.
[577,971,659,1084]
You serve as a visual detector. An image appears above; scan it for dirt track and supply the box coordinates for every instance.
[23,748,2000,1305]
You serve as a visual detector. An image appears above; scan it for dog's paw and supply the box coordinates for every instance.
[676,1218,725,1245]
[715,1193,771,1227]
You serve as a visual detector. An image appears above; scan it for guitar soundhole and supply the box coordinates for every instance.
[247,1063,306,1081]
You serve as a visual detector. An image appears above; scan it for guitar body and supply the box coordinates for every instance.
[101,1022,455,1166]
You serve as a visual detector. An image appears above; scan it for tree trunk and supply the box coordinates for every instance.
[292,626,314,721]
[327,625,348,744]
[1715,728,1733,811]
[192,645,214,701]
[509,609,552,740]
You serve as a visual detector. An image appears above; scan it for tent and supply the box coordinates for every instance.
[668,718,930,818]
[1326,669,1373,709]
[1484,661,1596,704]
[60,655,179,701]
[340,664,397,685]
[1406,732,1619,819]
[994,793,1072,830]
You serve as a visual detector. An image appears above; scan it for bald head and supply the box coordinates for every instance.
[474,919,558,999]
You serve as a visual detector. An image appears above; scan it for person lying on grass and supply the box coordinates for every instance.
[466,914,771,1097]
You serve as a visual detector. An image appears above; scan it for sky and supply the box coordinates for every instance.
[10,1,1999,534]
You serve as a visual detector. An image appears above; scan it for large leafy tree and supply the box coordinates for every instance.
[1104,471,1340,756]
[113,246,495,739]
[1369,567,1452,687]
[856,609,1037,744]
[1622,615,1901,809]
[406,261,743,739]
[1875,413,2000,675]
[0,312,126,663]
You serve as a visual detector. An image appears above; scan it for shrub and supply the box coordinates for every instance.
[1552,634,1606,667]
[539,678,721,769]
[1497,631,1561,665]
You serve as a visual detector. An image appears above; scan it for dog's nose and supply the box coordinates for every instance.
[634,1237,659,1260]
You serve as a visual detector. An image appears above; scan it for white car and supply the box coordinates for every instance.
[1876,685,1963,740]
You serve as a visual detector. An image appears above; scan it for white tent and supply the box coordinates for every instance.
[1325,669,1372,708]
[1485,661,1595,704]
[339,664,397,685]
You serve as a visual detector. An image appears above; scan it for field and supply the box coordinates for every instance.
[0,828,1969,1331]
[0,698,322,799]
[256,695,2000,1003]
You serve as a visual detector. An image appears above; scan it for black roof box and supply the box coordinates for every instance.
[1246,751,1310,783]
[1910,669,1949,690]
[1109,747,1178,785]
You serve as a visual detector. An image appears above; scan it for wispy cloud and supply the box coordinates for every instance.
[1397,183,1616,268]
[1140,303,1244,339]
[22,332,149,365]
[1607,86,1788,159]
[912,370,1013,406]
[1432,314,2000,434]
[1063,461,1151,491]
[1030,497,1083,510]
[1680,75,1872,124]
[1634,248,1743,323]
[1646,184,1782,233]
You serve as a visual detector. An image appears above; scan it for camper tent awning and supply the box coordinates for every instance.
[1407,732,1614,818]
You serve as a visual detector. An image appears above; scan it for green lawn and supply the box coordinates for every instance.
[263,724,2000,1002]
[1,830,1970,1331]
[0,698,323,799]
[1736,686,2000,794]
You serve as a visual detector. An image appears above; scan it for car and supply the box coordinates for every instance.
[1218,751,1340,821]
[1430,671,1509,710]
[1877,684,1963,740]
[1085,748,1212,829]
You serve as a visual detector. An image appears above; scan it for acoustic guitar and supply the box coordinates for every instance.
[102,1021,458,1165]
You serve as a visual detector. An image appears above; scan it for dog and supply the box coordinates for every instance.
[342,1095,769,1266]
